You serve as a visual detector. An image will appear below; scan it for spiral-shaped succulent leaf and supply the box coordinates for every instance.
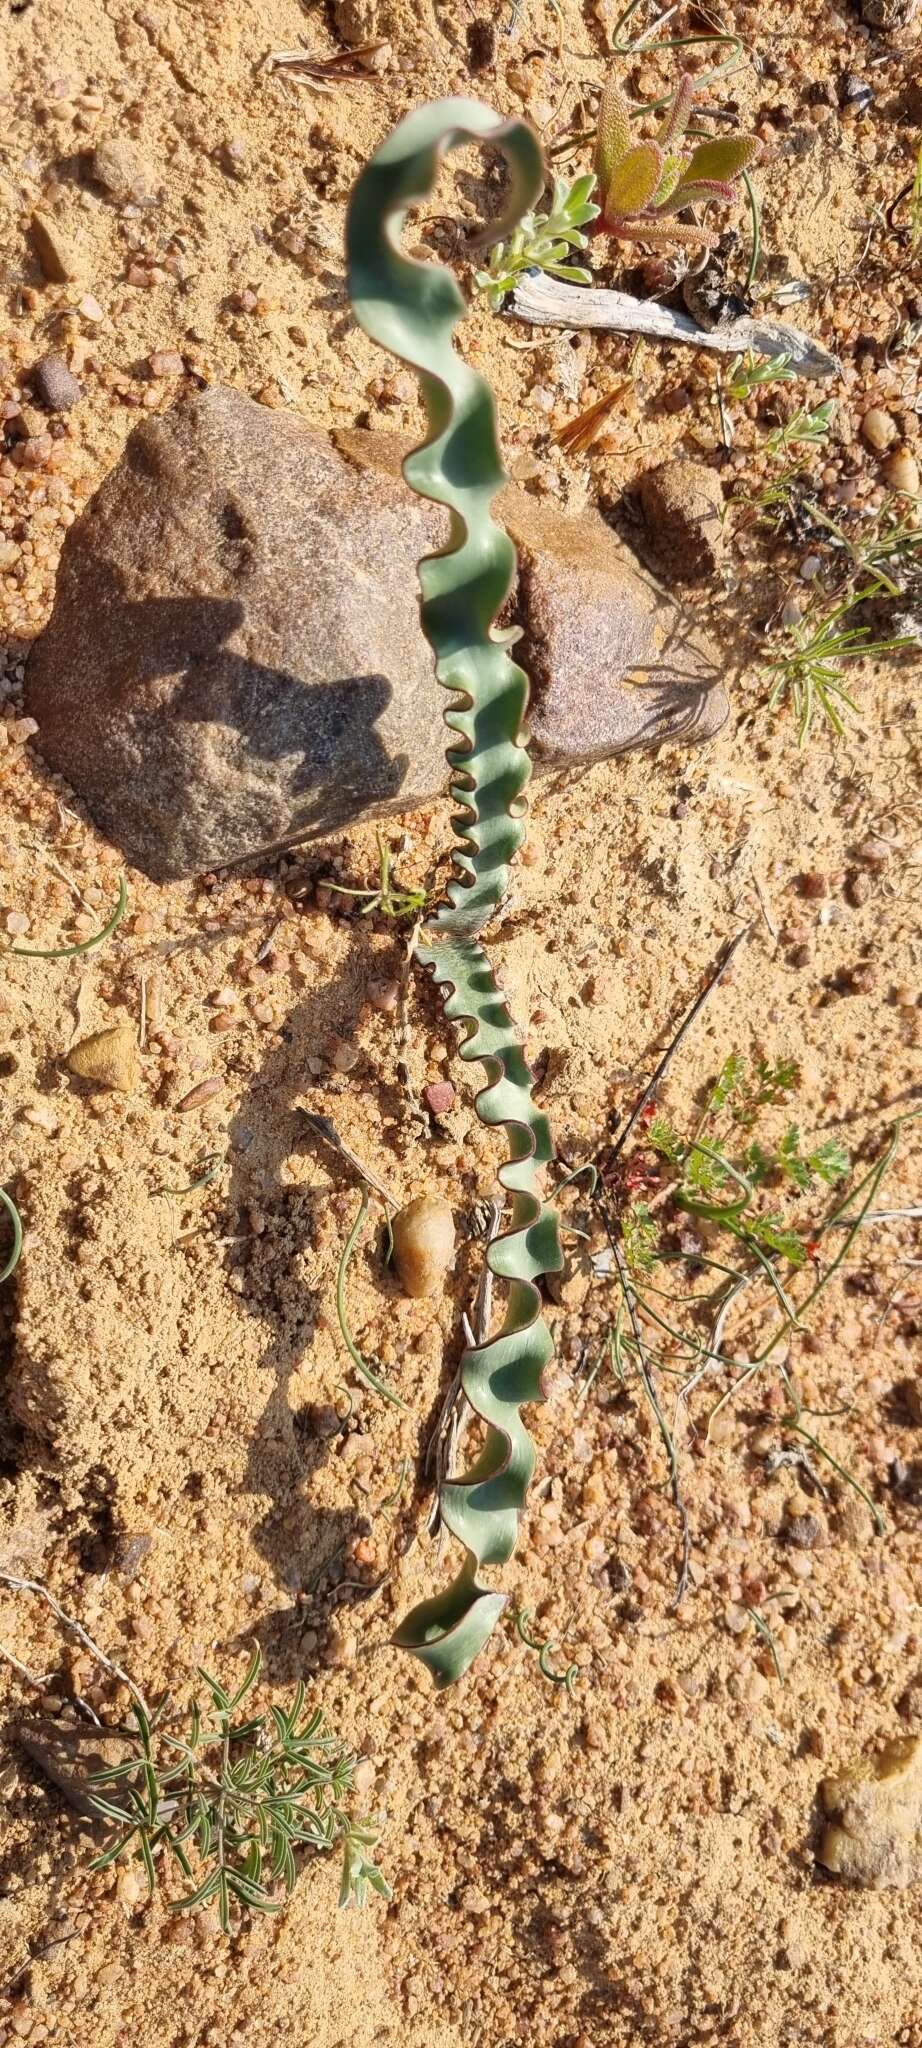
[347,100,563,1686]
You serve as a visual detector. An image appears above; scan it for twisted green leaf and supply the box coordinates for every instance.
[347,99,563,1686]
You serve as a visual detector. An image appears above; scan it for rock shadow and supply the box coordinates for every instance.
[28,589,411,881]
[220,945,407,1685]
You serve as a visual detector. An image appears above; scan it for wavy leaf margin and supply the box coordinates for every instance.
[346,98,563,1686]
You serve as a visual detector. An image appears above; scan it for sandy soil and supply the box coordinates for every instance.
[1,0,921,2044]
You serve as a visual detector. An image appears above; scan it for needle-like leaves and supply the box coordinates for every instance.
[85,1649,388,1928]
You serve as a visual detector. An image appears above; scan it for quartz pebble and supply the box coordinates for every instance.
[882,447,920,496]
[392,1194,455,1298]
[860,407,898,453]
[148,351,186,379]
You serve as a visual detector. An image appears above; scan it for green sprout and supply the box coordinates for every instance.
[513,1607,580,1693]
[321,829,427,921]
[593,72,760,250]
[725,350,796,402]
[762,401,835,458]
[9,875,128,960]
[87,1647,389,1932]
[475,172,600,308]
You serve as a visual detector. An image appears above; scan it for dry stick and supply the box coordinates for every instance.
[299,1110,400,1210]
[609,1234,690,1610]
[0,1573,148,1717]
[508,274,841,380]
[584,927,754,1602]
[426,1198,504,1540]
[0,1642,53,1688]
[396,912,429,1132]
[605,924,751,1172]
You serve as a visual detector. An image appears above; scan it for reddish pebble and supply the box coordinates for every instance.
[424,1080,455,1116]
[176,1077,223,1111]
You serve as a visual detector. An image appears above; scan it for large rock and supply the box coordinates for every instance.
[27,387,727,880]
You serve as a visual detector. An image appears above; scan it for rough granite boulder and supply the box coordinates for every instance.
[27,386,728,880]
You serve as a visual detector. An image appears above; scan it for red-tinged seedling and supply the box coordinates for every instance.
[594,72,760,251]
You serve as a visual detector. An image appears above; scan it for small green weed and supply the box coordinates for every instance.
[475,173,600,308]
[762,400,835,458]
[321,829,427,922]
[807,499,922,603]
[766,584,914,744]
[724,350,796,402]
[627,1053,850,1279]
[87,1647,389,1931]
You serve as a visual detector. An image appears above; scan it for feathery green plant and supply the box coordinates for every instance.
[87,1648,388,1930]
[347,100,563,1687]
[636,1052,851,1274]
[767,583,914,744]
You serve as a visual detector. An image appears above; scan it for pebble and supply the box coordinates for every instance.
[323,1623,357,1667]
[148,350,186,378]
[424,1080,455,1116]
[882,447,920,495]
[29,209,80,283]
[783,1511,825,1550]
[860,406,898,453]
[856,835,891,867]
[176,1076,223,1111]
[392,1194,455,1298]
[30,354,82,410]
[818,1735,922,1888]
[327,1034,360,1073]
[367,977,400,1013]
[67,1023,140,1092]
[89,139,158,206]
